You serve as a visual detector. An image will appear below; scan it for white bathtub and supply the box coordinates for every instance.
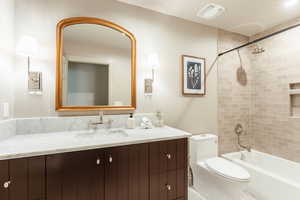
[223,150,300,200]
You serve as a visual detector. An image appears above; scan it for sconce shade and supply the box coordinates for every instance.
[16,36,39,56]
[148,53,160,69]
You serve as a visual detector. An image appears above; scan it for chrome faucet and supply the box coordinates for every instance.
[89,111,104,126]
[88,111,113,130]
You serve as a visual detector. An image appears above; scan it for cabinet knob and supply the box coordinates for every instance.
[96,158,101,165]
[166,153,172,160]
[166,184,172,191]
[3,181,11,189]
[109,155,113,163]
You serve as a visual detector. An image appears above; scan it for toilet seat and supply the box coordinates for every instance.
[204,157,250,182]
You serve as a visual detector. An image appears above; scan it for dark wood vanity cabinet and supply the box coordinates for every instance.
[0,138,187,200]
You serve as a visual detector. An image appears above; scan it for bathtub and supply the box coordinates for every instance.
[223,150,300,200]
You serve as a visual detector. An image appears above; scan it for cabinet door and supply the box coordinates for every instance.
[105,144,149,200]
[46,150,105,200]
[105,146,129,200]
[128,144,149,200]
[10,157,45,200]
[28,157,46,200]
[0,160,9,200]
[9,158,27,200]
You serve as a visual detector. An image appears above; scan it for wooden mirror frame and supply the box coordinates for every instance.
[56,17,136,111]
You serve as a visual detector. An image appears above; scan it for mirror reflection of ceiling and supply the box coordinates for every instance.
[117,0,300,36]
[63,24,131,50]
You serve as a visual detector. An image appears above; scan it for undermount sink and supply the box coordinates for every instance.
[76,128,129,138]
[107,128,128,136]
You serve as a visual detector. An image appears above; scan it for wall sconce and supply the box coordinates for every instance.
[16,36,42,95]
[145,53,159,95]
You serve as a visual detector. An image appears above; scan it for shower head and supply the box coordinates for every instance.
[252,44,265,54]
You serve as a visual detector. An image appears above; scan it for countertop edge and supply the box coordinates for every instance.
[0,133,190,161]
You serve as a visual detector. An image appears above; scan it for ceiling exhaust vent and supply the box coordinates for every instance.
[197,3,225,19]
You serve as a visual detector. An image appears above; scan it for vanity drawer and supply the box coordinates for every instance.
[149,169,187,200]
[149,138,187,173]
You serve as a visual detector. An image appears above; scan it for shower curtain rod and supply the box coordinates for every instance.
[218,22,300,57]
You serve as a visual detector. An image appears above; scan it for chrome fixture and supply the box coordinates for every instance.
[88,111,114,130]
[3,181,11,189]
[234,124,251,152]
[252,44,265,54]
[166,184,172,191]
[96,157,101,165]
[16,36,42,95]
[88,111,104,127]
[145,53,160,95]
[109,155,113,163]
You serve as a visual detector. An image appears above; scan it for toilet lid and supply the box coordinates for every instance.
[205,157,250,182]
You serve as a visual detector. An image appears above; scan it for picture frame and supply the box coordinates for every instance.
[182,55,206,96]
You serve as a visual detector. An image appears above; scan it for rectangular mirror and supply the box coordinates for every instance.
[56,17,136,111]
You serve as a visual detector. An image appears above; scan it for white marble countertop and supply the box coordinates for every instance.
[0,126,191,160]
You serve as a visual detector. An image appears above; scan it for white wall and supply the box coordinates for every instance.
[0,0,15,120]
[13,0,219,134]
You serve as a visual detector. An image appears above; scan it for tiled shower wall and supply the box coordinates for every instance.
[218,18,300,162]
[250,18,300,162]
[217,30,253,154]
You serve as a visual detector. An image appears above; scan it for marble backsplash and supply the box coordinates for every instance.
[0,113,159,138]
[0,119,16,141]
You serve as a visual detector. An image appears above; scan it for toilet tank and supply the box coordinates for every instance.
[189,134,218,164]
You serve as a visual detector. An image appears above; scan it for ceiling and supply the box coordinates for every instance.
[117,0,300,36]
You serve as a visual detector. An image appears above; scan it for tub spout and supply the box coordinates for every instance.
[240,144,251,152]
[237,134,251,152]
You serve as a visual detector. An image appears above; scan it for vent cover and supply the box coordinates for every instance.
[197,3,225,19]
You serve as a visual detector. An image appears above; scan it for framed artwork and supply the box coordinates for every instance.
[182,55,206,96]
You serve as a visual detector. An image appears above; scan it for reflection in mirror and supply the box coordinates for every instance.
[62,24,132,107]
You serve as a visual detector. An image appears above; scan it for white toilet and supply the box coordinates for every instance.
[189,134,251,200]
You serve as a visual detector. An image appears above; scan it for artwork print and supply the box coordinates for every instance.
[182,55,206,95]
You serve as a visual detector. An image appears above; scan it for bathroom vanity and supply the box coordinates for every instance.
[0,123,189,200]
